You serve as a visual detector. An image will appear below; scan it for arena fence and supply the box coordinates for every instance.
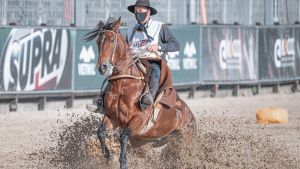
[0,25,299,111]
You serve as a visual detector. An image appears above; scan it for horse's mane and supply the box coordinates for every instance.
[82,17,118,42]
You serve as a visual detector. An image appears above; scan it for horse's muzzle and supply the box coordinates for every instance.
[98,64,108,75]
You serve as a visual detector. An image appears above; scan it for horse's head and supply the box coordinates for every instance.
[83,17,122,75]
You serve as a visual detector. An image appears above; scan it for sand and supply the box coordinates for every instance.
[0,91,299,168]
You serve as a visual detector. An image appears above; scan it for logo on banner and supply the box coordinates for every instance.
[183,42,197,70]
[219,39,242,70]
[274,38,295,68]
[168,51,180,70]
[0,29,70,91]
[78,46,96,76]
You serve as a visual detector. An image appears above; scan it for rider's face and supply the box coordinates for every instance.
[134,6,148,13]
[134,6,150,24]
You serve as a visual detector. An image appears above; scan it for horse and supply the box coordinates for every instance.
[83,17,195,169]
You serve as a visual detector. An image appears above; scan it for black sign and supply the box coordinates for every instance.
[202,27,258,82]
[0,28,73,91]
[259,27,299,80]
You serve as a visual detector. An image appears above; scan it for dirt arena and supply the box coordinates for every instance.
[0,87,299,169]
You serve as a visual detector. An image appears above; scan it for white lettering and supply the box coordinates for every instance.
[274,38,295,68]
[2,28,69,91]
[219,39,242,70]
[183,58,197,70]
[168,51,180,70]
[168,59,181,70]
[78,63,96,76]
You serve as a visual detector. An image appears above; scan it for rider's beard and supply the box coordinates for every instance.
[135,12,147,23]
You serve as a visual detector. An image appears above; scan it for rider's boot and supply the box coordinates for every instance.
[86,94,105,113]
[141,78,159,110]
[86,83,109,114]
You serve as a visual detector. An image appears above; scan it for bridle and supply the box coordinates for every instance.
[99,30,149,93]
[99,30,119,71]
[100,30,148,74]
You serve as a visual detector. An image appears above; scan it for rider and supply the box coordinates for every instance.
[86,0,180,113]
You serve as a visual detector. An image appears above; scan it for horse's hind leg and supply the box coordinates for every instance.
[97,116,116,160]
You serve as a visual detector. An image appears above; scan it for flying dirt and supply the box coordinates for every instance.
[0,91,299,168]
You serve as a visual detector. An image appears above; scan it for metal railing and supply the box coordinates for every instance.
[1,0,300,27]
[0,0,75,26]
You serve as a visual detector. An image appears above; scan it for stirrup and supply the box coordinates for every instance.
[140,93,153,110]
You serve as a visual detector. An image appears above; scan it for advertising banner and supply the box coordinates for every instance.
[0,28,74,92]
[74,30,107,90]
[122,27,201,85]
[259,27,300,80]
[75,27,201,90]
[167,27,200,84]
[202,27,258,82]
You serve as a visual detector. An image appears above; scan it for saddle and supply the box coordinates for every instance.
[136,58,182,135]
[136,57,182,110]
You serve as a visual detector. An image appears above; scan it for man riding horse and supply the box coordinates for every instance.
[86,0,180,113]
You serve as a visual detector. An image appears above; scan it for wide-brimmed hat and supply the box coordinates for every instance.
[127,0,157,15]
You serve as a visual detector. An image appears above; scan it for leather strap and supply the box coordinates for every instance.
[132,48,148,58]
[154,51,162,59]
[144,83,150,94]
[100,77,108,93]
[108,75,144,81]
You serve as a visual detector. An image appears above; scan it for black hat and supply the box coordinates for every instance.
[127,0,157,15]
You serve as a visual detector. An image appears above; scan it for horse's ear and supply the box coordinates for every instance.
[99,21,105,29]
[111,17,121,33]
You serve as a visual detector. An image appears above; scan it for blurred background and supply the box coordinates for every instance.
[1,0,299,27]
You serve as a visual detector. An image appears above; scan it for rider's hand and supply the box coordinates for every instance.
[129,41,134,55]
[147,44,158,53]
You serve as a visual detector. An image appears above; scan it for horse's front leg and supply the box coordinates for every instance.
[119,126,130,169]
[119,116,144,169]
[97,116,116,160]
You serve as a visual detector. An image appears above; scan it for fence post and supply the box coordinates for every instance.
[233,84,240,97]
[265,0,274,25]
[257,83,261,95]
[178,0,187,25]
[273,83,280,93]
[292,81,298,93]
[66,96,74,108]
[188,86,196,98]
[75,0,86,26]
[211,84,219,97]
[10,97,18,112]
[38,96,46,111]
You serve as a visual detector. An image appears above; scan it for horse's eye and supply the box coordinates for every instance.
[111,39,114,43]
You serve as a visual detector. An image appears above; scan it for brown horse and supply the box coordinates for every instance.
[84,17,195,169]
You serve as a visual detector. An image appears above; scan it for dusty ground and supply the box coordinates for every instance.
[0,88,299,168]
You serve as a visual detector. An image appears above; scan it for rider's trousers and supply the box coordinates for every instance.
[149,61,161,81]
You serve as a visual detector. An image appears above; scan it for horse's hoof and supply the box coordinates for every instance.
[108,155,116,162]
